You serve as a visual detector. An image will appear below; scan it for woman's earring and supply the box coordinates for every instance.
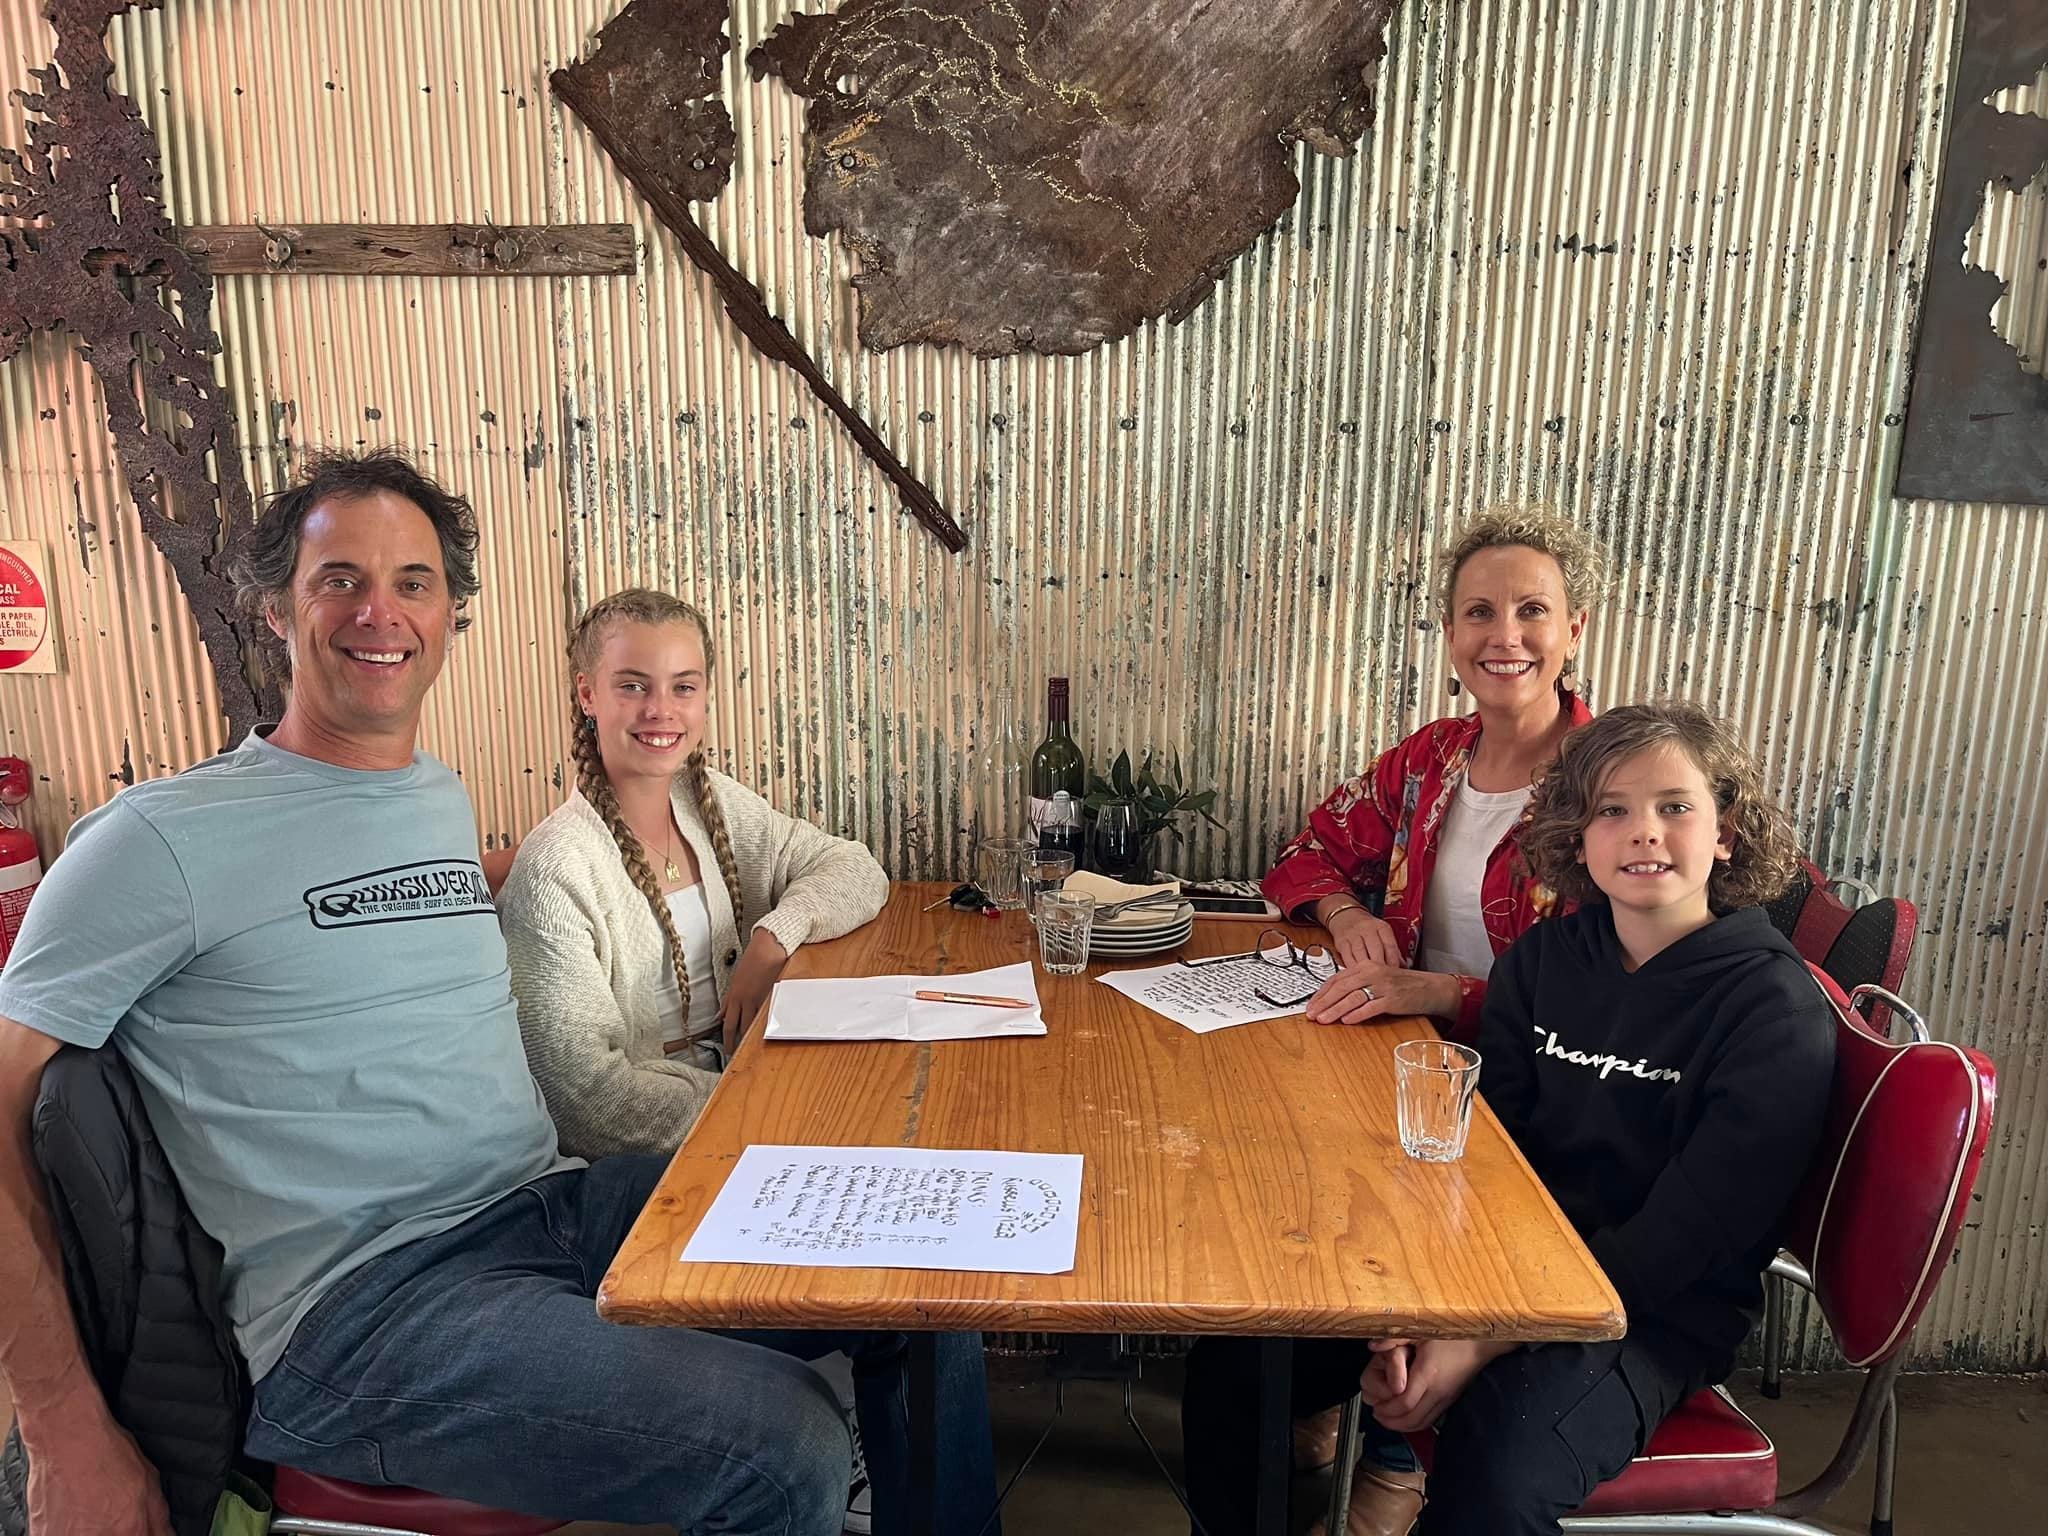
[582,714,597,731]
[1447,675,1462,697]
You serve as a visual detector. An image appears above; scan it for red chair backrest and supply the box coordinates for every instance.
[1778,993,1996,1367]
[1768,860,1920,1038]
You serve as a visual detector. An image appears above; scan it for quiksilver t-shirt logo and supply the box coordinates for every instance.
[303,860,494,928]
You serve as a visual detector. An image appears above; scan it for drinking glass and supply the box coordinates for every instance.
[1023,848,1076,920]
[976,836,1029,911]
[1037,890,1096,975]
[1393,1040,1483,1162]
[1091,798,1147,881]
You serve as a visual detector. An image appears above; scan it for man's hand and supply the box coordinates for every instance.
[23,1401,172,1536]
[1305,964,1462,1025]
[720,929,790,1055]
[1363,1339,1518,1434]
[1318,901,1402,968]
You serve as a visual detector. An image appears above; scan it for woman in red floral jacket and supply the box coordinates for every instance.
[1207,509,1609,1535]
[1264,508,1606,1044]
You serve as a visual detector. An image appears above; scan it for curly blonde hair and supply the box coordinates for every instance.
[1438,506,1609,619]
[1523,700,1801,913]
[568,589,745,1039]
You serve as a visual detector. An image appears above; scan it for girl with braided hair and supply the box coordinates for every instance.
[500,592,1002,1536]
[499,587,889,1157]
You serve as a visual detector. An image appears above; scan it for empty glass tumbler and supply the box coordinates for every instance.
[976,837,1030,911]
[1393,1039,1482,1162]
[1036,890,1096,975]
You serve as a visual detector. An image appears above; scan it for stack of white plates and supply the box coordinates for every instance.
[1086,899,1196,959]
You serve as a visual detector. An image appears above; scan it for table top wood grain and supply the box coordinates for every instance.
[598,884,1624,1342]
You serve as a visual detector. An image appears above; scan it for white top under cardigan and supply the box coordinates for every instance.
[497,770,889,1159]
[658,884,722,1050]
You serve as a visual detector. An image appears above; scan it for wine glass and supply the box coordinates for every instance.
[1092,799,1147,881]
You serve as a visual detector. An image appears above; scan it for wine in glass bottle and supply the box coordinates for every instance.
[1029,677,1086,860]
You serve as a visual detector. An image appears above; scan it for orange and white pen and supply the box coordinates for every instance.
[913,989,1034,1009]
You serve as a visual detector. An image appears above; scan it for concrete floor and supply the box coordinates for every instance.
[561,1356,2048,1536]
[9,1361,2041,1534]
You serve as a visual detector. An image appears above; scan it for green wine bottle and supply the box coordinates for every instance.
[1029,677,1086,857]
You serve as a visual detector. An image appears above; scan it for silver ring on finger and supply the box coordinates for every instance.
[1361,985,1376,1003]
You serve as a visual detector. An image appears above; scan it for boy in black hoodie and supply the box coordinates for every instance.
[1350,700,1836,1536]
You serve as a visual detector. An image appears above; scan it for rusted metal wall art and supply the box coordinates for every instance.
[554,0,966,550]
[749,0,1400,357]
[0,0,277,738]
[1894,0,2048,505]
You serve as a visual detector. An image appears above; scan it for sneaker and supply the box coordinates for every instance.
[842,1417,872,1535]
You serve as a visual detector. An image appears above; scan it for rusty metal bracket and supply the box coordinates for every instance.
[0,0,279,739]
[551,0,967,553]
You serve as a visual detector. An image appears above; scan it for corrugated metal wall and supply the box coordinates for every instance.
[0,0,2041,1368]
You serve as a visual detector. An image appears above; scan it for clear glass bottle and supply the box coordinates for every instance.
[976,686,1025,847]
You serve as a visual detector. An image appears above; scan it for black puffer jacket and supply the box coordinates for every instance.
[0,1046,244,1536]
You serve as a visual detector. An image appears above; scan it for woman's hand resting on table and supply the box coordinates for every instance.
[1317,898,1403,968]
[1305,963,1462,1025]
[721,930,789,1055]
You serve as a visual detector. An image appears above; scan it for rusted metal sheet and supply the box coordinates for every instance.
[551,0,737,204]
[0,0,275,738]
[1895,0,2048,505]
[1,0,2044,1370]
[176,222,638,276]
[554,0,966,550]
[749,0,1399,357]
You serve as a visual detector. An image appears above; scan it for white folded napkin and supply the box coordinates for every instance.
[1059,870,1189,929]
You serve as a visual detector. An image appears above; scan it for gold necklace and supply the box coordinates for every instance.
[638,816,683,882]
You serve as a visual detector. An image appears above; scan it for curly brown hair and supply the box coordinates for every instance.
[1437,505,1608,619]
[1522,700,1801,913]
[567,589,745,1040]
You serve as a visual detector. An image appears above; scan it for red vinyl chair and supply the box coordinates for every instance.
[1763,860,1919,1040]
[270,1467,566,1535]
[1324,980,1996,1536]
[1759,867,1921,1425]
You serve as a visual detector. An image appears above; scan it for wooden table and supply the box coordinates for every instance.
[599,884,1623,1532]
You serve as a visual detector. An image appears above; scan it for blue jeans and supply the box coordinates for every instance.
[246,1156,1000,1536]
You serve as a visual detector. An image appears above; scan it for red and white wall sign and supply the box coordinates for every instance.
[0,542,58,675]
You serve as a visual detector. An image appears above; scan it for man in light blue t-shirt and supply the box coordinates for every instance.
[0,452,981,1536]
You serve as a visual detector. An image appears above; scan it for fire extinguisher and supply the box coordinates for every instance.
[0,757,38,972]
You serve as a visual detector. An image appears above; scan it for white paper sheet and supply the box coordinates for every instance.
[1096,952,1315,1033]
[762,961,1046,1042]
[680,1144,1084,1273]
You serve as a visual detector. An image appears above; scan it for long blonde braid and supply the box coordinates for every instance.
[568,588,740,1040]
[686,746,746,936]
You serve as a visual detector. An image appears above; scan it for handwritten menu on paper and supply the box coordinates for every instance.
[680,1145,1084,1273]
[1096,953,1314,1033]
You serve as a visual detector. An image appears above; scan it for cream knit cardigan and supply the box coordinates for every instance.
[498,771,888,1158]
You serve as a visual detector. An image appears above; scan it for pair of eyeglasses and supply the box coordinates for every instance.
[1179,927,1338,1007]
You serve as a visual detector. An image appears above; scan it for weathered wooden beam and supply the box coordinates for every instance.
[174,222,637,276]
